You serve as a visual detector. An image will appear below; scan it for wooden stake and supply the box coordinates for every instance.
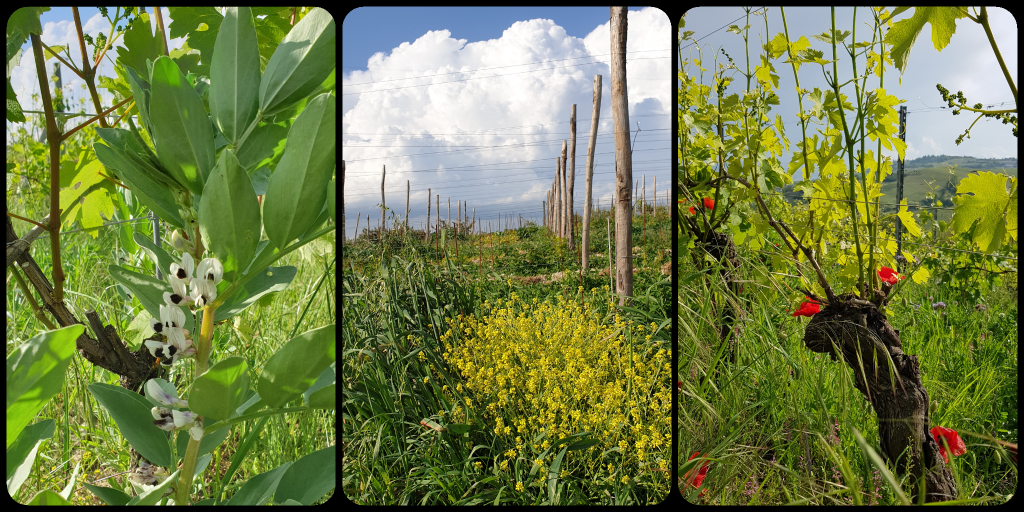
[611,6,633,306]
[582,76,600,273]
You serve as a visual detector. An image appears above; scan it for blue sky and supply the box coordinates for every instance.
[680,7,1018,179]
[342,7,671,240]
[343,7,628,76]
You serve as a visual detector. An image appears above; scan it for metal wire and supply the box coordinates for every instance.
[24,216,155,239]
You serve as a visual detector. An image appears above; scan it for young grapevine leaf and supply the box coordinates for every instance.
[951,171,1018,252]
[895,199,922,238]
[884,7,969,76]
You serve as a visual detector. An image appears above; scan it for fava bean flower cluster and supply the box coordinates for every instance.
[147,379,204,440]
[144,252,223,368]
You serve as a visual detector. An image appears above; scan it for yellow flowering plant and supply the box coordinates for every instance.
[439,292,671,501]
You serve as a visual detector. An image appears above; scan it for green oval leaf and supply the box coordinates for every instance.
[257,324,335,408]
[133,231,176,279]
[123,65,156,145]
[215,265,297,322]
[258,7,335,118]
[7,419,55,497]
[95,142,185,229]
[87,383,173,467]
[149,56,216,196]
[6,326,80,448]
[210,7,261,144]
[199,149,262,283]
[188,356,250,421]
[262,93,335,249]
[271,446,335,505]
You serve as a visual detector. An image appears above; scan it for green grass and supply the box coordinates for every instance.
[678,234,1017,505]
[342,206,672,504]
[5,204,336,504]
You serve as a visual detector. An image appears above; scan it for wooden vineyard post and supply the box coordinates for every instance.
[426,188,432,243]
[404,180,410,235]
[548,189,553,231]
[582,75,601,275]
[555,157,562,239]
[607,217,613,294]
[610,6,633,306]
[642,174,646,262]
[550,188,555,232]
[560,141,568,241]
[435,194,440,262]
[380,165,386,234]
[447,197,451,252]
[567,105,576,252]
[543,201,547,229]
[344,160,348,242]
[455,200,459,261]
[472,207,476,235]
[355,212,361,241]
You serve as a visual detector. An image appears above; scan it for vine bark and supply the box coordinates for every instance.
[803,294,958,502]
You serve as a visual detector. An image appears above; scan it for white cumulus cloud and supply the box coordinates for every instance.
[342,8,671,239]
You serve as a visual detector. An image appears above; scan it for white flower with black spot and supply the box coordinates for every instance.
[145,305,195,367]
[164,253,194,306]
[191,257,223,308]
[151,407,199,432]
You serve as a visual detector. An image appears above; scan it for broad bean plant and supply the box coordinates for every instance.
[7,7,335,505]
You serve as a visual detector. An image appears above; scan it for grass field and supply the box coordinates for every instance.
[678,228,1018,505]
[342,205,674,504]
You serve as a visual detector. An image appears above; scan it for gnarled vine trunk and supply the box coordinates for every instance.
[803,294,957,502]
[691,229,743,363]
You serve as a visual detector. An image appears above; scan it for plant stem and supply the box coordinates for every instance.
[978,7,1017,106]
[174,302,217,504]
[829,7,866,297]
[233,113,264,152]
[174,434,202,504]
[198,303,217,375]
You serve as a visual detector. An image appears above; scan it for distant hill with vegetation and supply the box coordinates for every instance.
[779,155,1017,221]
[901,154,1017,170]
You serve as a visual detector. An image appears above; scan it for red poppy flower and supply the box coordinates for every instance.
[792,298,820,317]
[688,206,696,215]
[930,426,967,464]
[683,451,710,489]
[878,267,903,285]
[677,381,683,392]
[703,197,715,209]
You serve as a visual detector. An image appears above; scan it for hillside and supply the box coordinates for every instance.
[901,154,1017,170]
[780,155,1017,220]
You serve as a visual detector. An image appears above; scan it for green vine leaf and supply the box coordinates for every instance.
[884,7,969,76]
[951,171,1017,252]
[166,7,224,68]
[895,199,922,238]
[116,12,161,78]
